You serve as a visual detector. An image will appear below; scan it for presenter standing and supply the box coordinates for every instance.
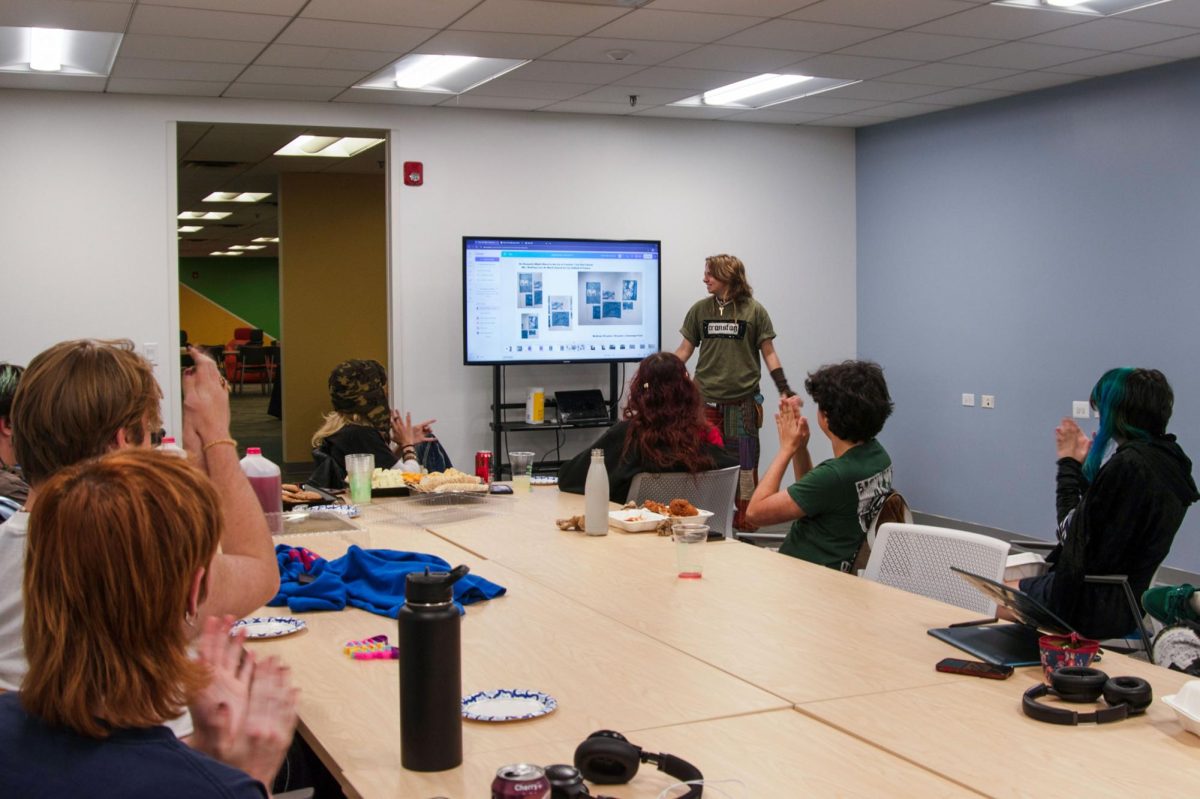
[675,254,795,532]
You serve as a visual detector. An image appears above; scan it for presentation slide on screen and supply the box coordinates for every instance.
[464,239,661,364]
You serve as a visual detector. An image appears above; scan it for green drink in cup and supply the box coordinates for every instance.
[345,453,374,505]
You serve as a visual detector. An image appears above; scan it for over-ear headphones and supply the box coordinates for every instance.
[1022,667,1152,725]
[558,730,702,798]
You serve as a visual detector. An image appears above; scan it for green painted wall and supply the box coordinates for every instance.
[179,258,280,339]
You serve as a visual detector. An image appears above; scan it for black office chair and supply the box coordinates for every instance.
[248,328,265,346]
[237,346,273,394]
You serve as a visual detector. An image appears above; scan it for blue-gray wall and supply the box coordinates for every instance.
[857,58,1200,572]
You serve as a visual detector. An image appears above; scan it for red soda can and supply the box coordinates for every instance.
[475,450,493,484]
[491,764,550,799]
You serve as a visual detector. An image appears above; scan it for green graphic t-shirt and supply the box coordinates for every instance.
[779,439,893,569]
[680,296,775,402]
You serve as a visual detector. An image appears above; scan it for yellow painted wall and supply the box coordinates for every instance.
[280,173,387,462]
[179,285,254,347]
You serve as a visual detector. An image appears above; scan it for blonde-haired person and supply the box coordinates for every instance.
[675,254,795,532]
[0,340,278,693]
[0,449,296,796]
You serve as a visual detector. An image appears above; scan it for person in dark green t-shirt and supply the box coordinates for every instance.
[747,360,894,571]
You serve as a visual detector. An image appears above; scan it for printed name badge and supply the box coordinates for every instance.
[703,320,746,340]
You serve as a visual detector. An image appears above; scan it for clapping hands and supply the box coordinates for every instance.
[776,395,810,453]
[1055,418,1092,463]
[190,616,298,789]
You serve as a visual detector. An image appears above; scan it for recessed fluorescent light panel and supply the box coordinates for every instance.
[274,135,384,158]
[672,74,861,110]
[991,0,1173,16]
[252,237,280,243]
[229,245,266,250]
[178,211,232,220]
[0,26,122,75]
[178,225,204,233]
[202,191,271,203]
[355,54,529,94]
[210,251,243,257]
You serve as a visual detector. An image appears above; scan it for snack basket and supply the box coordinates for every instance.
[388,490,511,527]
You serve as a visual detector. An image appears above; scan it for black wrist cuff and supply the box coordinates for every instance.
[770,367,794,397]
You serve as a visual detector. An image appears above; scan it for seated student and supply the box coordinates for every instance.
[1016,368,1198,640]
[0,340,278,692]
[558,352,737,503]
[0,449,296,797]
[311,359,438,482]
[0,363,27,518]
[746,361,894,571]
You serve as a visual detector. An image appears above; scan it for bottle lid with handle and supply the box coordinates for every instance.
[247,446,262,455]
[405,564,470,606]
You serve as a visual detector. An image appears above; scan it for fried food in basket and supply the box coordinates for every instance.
[282,484,323,504]
[416,468,482,492]
[642,500,670,515]
[668,499,698,517]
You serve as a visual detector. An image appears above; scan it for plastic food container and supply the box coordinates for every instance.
[609,509,668,533]
[1163,680,1200,738]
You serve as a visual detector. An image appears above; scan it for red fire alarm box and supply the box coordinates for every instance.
[403,161,423,186]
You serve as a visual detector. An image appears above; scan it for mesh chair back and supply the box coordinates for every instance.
[863,523,1009,615]
[626,466,740,538]
[851,491,912,575]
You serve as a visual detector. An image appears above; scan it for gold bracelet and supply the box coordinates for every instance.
[202,438,238,453]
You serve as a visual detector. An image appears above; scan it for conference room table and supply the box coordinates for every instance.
[250,487,1200,798]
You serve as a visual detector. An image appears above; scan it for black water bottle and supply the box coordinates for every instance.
[399,564,469,772]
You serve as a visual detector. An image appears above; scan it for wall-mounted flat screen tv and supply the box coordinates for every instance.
[463,237,662,365]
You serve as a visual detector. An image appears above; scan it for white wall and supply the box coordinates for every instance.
[0,89,856,473]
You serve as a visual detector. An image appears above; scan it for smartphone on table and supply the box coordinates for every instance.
[935,657,1013,680]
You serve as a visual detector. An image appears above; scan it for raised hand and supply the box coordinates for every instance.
[182,346,233,448]
[775,401,810,453]
[391,410,438,448]
[1055,417,1091,463]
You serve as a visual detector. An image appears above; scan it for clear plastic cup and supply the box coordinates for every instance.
[672,523,709,579]
[509,451,535,493]
[345,453,375,505]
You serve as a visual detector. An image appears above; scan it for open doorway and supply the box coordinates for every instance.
[176,122,388,481]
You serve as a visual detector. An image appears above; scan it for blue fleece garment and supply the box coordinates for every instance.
[268,544,506,618]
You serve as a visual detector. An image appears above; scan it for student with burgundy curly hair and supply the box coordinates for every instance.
[558,352,737,503]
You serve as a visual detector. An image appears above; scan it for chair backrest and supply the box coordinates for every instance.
[233,326,253,342]
[863,522,1010,615]
[248,328,265,346]
[851,490,912,575]
[626,466,740,538]
[240,346,269,366]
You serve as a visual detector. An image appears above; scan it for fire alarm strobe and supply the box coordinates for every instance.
[403,161,423,186]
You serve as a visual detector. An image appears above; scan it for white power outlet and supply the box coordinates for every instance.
[962,393,975,407]
[981,394,995,409]
[143,342,159,366]
[1072,401,1090,419]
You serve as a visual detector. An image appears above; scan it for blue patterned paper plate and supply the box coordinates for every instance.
[461,689,557,722]
[231,616,307,639]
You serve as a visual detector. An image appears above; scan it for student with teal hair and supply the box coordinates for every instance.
[1017,368,1199,639]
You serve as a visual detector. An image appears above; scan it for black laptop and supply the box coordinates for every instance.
[927,567,1076,667]
[554,389,610,424]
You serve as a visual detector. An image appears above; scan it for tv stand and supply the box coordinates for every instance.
[489,363,619,480]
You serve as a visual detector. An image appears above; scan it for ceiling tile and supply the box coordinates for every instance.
[662,44,812,71]
[300,0,480,28]
[912,4,1085,39]
[254,43,398,71]
[111,56,244,81]
[1027,18,1193,51]
[911,85,1012,105]
[616,65,752,90]
[464,77,593,100]
[106,76,228,95]
[0,72,106,91]
[632,104,737,119]
[839,31,995,60]
[239,65,370,87]
[791,52,921,79]
[542,36,696,65]
[786,0,975,30]
[878,61,1019,86]
[129,5,290,42]
[414,30,573,58]
[569,84,694,104]
[0,0,132,32]
[722,18,887,51]
[807,113,891,126]
[866,100,949,118]
[779,93,887,113]
[275,19,435,52]
[140,0,305,14]
[1044,50,1175,76]
[437,94,552,110]
[334,86,444,104]
[590,9,764,43]
[538,98,636,114]
[948,41,1105,70]
[512,59,644,83]
[645,0,818,16]
[1117,2,1200,28]
[722,107,831,123]
[822,79,942,101]
[223,82,342,100]
[452,0,630,36]
[116,33,265,63]
[973,70,1083,92]
[1131,32,1200,59]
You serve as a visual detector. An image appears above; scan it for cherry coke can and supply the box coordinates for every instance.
[491,763,550,799]
[475,450,493,484]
